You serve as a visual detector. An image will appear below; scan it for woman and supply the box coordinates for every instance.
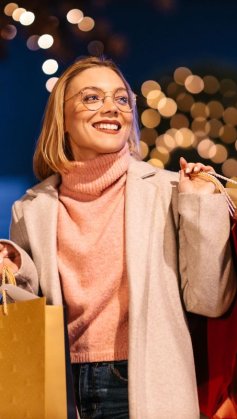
[0,56,236,419]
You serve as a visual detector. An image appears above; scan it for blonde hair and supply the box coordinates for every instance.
[33,56,140,180]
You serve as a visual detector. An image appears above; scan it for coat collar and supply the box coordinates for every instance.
[26,174,60,197]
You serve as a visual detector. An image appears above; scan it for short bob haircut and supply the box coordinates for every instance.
[33,56,140,180]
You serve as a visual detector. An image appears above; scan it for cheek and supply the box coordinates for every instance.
[65,113,82,134]
[124,115,133,132]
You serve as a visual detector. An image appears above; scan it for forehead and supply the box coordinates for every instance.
[67,67,126,95]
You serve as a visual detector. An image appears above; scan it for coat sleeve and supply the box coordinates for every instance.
[0,200,39,295]
[178,192,236,317]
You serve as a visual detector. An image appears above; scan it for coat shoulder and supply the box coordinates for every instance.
[128,158,179,188]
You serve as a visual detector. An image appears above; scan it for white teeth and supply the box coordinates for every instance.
[94,123,119,131]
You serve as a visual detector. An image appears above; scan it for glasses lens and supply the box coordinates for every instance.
[113,89,133,112]
[81,88,104,110]
[80,87,134,112]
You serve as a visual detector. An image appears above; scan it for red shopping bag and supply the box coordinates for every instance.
[188,177,237,417]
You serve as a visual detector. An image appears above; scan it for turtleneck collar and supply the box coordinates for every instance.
[60,142,130,199]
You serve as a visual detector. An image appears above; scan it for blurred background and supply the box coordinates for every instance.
[0,0,237,237]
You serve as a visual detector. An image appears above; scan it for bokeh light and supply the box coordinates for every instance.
[19,11,35,26]
[1,24,17,40]
[4,3,18,16]
[45,77,59,92]
[78,17,95,32]
[38,34,54,49]
[66,9,84,24]
[42,59,58,75]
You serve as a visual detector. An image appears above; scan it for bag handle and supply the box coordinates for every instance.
[1,266,16,315]
[191,172,237,220]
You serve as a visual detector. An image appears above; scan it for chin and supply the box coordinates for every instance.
[98,138,128,153]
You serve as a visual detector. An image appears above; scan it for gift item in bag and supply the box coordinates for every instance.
[0,268,68,419]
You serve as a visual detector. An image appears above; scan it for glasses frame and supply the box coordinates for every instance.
[65,86,136,113]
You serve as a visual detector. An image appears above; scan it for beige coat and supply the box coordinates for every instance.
[6,159,236,419]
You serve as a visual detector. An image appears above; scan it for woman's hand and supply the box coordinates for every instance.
[0,243,21,275]
[178,157,216,194]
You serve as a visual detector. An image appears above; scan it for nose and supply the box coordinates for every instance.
[101,95,118,113]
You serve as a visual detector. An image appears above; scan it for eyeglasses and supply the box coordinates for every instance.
[65,86,136,113]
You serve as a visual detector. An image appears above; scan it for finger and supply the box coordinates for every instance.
[179,160,195,174]
[192,163,205,173]
[179,169,186,182]
[179,157,187,170]
[184,163,196,174]
[0,247,8,259]
[202,165,215,173]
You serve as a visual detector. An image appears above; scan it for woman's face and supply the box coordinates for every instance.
[64,67,133,161]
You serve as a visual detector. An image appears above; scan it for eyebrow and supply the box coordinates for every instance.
[65,86,128,102]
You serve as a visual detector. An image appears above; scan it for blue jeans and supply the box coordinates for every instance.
[72,361,129,419]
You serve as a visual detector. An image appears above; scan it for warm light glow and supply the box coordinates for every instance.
[223,107,237,125]
[174,67,192,85]
[226,177,237,188]
[167,82,184,98]
[27,35,40,50]
[207,101,224,119]
[209,144,228,163]
[19,11,35,26]
[45,77,59,92]
[4,3,18,16]
[191,118,209,138]
[203,75,220,94]
[220,79,237,98]
[222,159,237,177]
[157,97,177,117]
[78,17,95,32]
[38,34,54,49]
[141,109,161,128]
[1,24,17,40]
[140,128,157,146]
[191,102,209,118]
[176,93,194,112]
[66,9,84,24]
[185,75,204,94]
[197,138,215,159]
[147,90,164,108]
[170,113,189,129]
[208,118,223,138]
[12,7,26,21]
[154,146,170,164]
[157,133,176,150]
[147,158,164,169]
[219,125,237,144]
[139,141,149,159]
[42,59,58,75]
[175,128,195,148]
[141,80,161,98]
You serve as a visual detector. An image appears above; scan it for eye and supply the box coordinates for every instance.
[115,95,129,106]
[83,94,101,103]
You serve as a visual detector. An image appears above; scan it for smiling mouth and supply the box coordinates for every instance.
[92,122,121,132]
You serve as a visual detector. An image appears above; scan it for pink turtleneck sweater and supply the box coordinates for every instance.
[57,144,130,363]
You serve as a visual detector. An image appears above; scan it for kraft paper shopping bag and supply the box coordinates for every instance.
[0,281,67,419]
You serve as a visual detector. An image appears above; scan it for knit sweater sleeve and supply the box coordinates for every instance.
[178,192,236,317]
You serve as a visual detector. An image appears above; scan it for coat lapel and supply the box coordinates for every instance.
[125,160,157,318]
